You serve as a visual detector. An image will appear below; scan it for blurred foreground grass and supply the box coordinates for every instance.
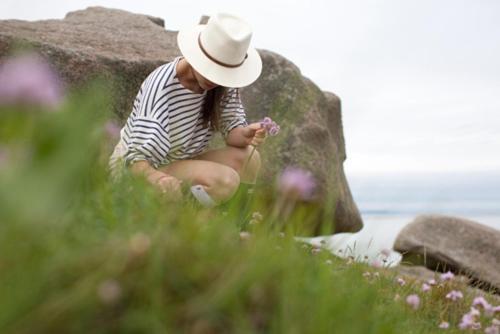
[0,81,498,334]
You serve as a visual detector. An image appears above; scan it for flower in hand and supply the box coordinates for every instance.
[260,117,280,136]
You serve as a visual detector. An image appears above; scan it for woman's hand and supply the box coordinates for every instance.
[242,122,267,147]
[147,171,184,199]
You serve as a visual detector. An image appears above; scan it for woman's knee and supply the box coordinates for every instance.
[233,146,261,172]
[206,166,241,202]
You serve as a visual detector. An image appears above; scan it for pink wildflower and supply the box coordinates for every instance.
[259,117,280,136]
[485,326,499,334]
[459,307,481,330]
[370,259,383,268]
[397,277,406,286]
[485,305,500,317]
[438,321,449,329]
[0,53,63,108]
[427,278,437,286]
[445,290,463,301]
[105,120,122,141]
[277,166,316,201]
[440,271,455,282]
[406,294,420,310]
[469,307,481,317]
[422,283,431,292]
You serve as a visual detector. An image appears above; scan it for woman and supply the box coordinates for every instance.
[109,13,266,207]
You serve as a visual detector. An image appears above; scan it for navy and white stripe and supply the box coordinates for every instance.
[109,56,248,173]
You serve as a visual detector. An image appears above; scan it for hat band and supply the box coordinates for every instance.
[198,33,248,68]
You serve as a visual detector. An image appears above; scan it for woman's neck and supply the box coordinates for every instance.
[176,58,204,94]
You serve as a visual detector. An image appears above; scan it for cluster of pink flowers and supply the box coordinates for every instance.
[277,166,316,201]
[485,319,500,334]
[0,53,64,108]
[473,296,500,317]
[391,270,499,331]
[459,307,482,330]
[440,271,455,282]
[406,294,420,310]
[445,290,464,301]
[396,277,406,286]
[260,117,280,136]
[370,259,383,268]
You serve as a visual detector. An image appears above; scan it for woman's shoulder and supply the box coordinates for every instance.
[141,57,181,89]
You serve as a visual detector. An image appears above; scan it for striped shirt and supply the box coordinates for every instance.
[109,56,248,176]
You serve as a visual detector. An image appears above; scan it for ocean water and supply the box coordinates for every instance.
[300,171,500,266]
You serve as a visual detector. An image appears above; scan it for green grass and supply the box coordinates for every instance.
[0,82,498,333]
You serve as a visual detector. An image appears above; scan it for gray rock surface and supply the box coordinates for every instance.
[394,215,500,292]
[0,6,362,234]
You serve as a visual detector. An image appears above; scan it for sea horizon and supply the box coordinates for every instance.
[305,171,500,262]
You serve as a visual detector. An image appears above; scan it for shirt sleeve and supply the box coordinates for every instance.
[124,115,171,169]
[219,88,248,138]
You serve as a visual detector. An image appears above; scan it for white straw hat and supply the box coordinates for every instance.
[177,13,262,88]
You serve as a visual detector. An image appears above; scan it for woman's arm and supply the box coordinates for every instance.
[225,126,249,148]
[225,123,266,148]
[129,160,183,196]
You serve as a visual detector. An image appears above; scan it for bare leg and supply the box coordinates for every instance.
[191,145,261,184]
[158,160,240,203]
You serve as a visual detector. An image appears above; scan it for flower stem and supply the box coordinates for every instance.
[241,145,257,179]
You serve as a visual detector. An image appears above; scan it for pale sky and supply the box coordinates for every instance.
[2,0,499,175]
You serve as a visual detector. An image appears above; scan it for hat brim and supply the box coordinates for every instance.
[177,25,262,88]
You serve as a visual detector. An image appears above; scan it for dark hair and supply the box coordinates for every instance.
[201,86,228,131]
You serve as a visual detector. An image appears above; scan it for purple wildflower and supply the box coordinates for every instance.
[105,120,122,141]
[485,326,499,334]
[473,296,491,308]
[406,294,420,310]
[438,321,449,329]
[440,271,455,282]
[459,307,481,330]
[469,306,481,317]
[445,290,463,301]
[277,166,316,201]
[261,117,273,127]
[422,283,431,292]
[0,53,63,108]
[397,277,406,286]
[427,278,437,286]
[259,117,280,136]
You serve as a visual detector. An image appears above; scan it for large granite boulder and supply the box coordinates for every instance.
[394,215,500,292]
[0,6,362,234]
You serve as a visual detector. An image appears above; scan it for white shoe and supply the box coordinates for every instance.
[190,185,217,208]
